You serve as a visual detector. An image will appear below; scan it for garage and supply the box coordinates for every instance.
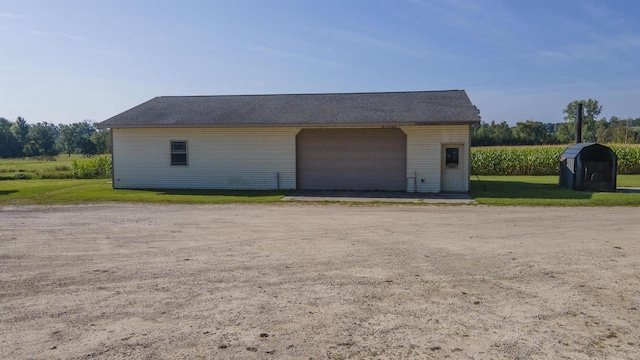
[296,128,407,191]
[100,90,479,192]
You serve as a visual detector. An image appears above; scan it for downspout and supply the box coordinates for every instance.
[467,124,472,192]
[110,128,115,189]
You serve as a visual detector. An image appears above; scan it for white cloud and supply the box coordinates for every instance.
[57,32,83,41]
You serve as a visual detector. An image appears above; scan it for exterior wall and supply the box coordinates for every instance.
[401,125,471,192]
[112,125,471,192]
[112,127,299,189]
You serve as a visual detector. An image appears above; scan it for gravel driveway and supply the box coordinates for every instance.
[1,204,639,359]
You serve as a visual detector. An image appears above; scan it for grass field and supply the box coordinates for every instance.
[2,156,639,206]
[470,175,640,206]
[1,176,639,206]
[0,155,84,180]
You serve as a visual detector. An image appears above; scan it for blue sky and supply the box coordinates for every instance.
[1,0,639,125]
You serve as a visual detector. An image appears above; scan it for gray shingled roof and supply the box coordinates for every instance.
[97,90,480,128]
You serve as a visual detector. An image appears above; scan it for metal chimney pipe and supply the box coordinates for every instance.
[576,102,583,144]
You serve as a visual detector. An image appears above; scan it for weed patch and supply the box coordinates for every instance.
[72,156,111,179]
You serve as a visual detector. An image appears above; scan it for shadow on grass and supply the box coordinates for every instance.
[470,180,592,200]
[0,190,18,196]
[618,188,640,194]
[123,189,286,197]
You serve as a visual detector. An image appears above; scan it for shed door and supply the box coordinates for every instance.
[296,128,406,191]
[441,144,465,192]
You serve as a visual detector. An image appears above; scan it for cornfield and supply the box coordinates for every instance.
[471,145,640,175]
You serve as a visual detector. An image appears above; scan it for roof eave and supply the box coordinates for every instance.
[97,120,479,129]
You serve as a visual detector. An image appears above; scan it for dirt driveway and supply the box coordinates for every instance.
[1,204,639,359]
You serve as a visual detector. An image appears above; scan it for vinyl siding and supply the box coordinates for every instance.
[112,128,299,189]
[401,125,471,192]
[112,125,470,192]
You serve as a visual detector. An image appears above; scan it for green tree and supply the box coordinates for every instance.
[10,116,30,151]
[91,129,111,154]
[0,118,23,158]
[595,117,613,143]
[59,124,80,157]
[24,122,60,156]
[491,121,513,145]
[512,120,550,145]
[472,120,514,146]
[611,117,637,144]
[473,105,481,120]
[76,121,96,155]
[471,121,492,146]
[563,99,602,143]
[555,122,573,144]
[77,137,97,155]
[57,120,97,156]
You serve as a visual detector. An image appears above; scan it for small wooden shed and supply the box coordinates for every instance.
[559,143,617,192]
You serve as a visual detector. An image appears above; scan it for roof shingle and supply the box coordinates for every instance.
[97,90,480,128]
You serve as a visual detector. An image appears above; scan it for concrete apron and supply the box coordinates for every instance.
[282,191,474,204]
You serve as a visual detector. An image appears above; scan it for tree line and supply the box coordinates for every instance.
[0,117,111,158]
[3,98,638,158]
[473,99,640,146]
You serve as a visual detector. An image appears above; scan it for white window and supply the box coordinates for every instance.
[171,141,188,166]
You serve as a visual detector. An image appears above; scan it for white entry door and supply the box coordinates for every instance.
[441,144,465,192]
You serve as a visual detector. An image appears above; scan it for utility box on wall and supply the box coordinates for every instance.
[559,143,617,192]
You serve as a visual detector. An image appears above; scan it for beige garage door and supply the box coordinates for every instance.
[296,128,407,191]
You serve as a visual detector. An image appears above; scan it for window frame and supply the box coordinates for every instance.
[170,141,188,166]
[445,147,459,169]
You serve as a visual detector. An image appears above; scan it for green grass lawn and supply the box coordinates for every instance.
[0,179,286,205]
[1,175,639,206]
[470,175,640,206]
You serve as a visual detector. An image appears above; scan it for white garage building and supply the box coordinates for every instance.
[98,90,480,193]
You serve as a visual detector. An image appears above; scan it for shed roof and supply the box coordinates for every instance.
[560,143,614,159]
[97,90,480,128]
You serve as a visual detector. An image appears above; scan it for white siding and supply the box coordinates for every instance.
[112,128,299,190]
[401,125,471,192]
[112,125,471,192]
